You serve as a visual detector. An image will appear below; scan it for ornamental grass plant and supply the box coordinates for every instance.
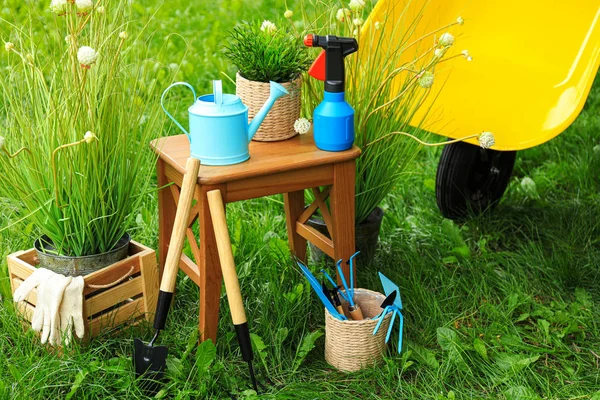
[224,20,312,83]
[297,0,470,223]
[0,1,176,257]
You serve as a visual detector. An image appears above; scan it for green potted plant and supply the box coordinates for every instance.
[298,1,474,263]
[0,1,170,275]
[224,19,312,142]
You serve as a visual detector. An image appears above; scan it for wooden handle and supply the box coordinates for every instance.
[348,304,364,320]
[207,189,247,326]
[160,157,201,293]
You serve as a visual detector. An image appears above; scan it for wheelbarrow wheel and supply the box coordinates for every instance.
[436,141,516,220]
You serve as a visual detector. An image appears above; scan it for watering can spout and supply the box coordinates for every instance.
[247,81,289,141]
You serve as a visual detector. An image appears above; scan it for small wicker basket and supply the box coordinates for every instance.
[236,72,301,142]
[325,288,392,372]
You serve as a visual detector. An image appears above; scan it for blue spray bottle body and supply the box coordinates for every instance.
[313,92,355,151]
[305,34,358,152]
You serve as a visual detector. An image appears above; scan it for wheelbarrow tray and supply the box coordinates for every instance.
[362,0,600,151]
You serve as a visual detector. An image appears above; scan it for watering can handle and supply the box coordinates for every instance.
[213,80,223,106]
[160,82,197,141]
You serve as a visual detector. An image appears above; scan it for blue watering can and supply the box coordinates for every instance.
[161,80,289,165]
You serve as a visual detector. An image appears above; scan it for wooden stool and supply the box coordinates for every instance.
[150,133,361,343]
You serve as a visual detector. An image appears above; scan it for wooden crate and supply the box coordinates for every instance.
[7,240,159,341]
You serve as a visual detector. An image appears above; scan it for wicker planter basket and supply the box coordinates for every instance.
[236,72,301,142]
[325,288,392,372]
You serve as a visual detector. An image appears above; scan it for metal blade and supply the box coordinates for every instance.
[380,290,397,309]
[133,337,168,378]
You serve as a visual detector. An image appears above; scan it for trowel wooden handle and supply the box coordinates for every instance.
[207,190,247,326]
[349,304,364,320]
[160,157,200,293]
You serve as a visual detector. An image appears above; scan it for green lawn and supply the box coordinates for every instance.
[1,1,600,399]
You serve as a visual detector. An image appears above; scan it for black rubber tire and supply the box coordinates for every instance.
[436,141,517,220]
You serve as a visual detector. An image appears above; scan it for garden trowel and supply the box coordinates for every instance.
[133,157,201,391]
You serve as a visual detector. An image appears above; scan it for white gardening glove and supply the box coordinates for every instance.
[59,276,85,345]
[32,273,72,346]
[13,267,54,303]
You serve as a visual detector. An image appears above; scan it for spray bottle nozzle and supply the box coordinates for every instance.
[305,34,358,93]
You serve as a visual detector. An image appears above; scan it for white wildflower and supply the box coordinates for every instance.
[96,5,104,13]
[260,20,276,34]
[478,132,495,149]
[353,29,358,36]
[168,63,179,71]
[284,9,293,18]
[457,16,464,25]
[65,35,74,44]
[438,32,455,47]
[353,18,363,27]
[84,131,97,144]
[119,31,128,40]
[434,48,447,59]
[336,8,351,22]
[26,53,34,64]
[417,71,434,88]
[4,42,14,52]
[520,177,537,196]
[49,0,67,15]
[294,118,311,134]
[75,0,93,15]
[77,46,97,68]
[374,21,381,30]
[461,49,472,61]
[0,136,4,150]
[349,0,365,11]
[593,144,600,155]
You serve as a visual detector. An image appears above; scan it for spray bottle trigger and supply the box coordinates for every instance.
[308,50,326,81]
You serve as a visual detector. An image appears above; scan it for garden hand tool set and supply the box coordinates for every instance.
[372,272,404,353]
[14,268,85,346]
[299,251,364,321]
[304,34,358,152]
[134,157,201,389]
[161,79,288,166]
[207,189,259,393]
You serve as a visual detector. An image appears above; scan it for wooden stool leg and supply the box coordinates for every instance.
[157,158,176,279]
[198,184,226,343]
[284,190,307,263]
[330,160,356,285]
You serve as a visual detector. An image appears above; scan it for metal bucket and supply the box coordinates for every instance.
[34,233,131,276]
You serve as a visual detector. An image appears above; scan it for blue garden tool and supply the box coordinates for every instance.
[161,79,288,165]
[321,251,363,320]
[297,260,347,321]
[373,272,404,353]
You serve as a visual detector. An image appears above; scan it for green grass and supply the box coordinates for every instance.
[1,1,600,399]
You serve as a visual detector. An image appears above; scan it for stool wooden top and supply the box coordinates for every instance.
[150,133,361,184]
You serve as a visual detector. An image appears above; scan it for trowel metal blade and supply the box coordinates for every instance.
[133,337,168,378]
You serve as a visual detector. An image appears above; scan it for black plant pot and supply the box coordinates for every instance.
[307,207,384,266]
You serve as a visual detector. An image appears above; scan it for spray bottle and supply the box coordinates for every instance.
[304,34,358,152]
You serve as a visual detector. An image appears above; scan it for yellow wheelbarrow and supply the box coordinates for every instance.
[363,0,600,219]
